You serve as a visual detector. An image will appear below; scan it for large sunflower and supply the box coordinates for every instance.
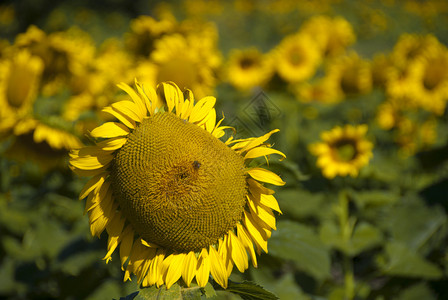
[69,80,285,289]
[309,125,373,179]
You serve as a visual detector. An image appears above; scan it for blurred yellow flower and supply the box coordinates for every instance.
[149,33,221,98]
[309,124,373,179]
[13,25,95,96]
[124,15,176,57]
[273,33,321,83]
[0,49,43,120]
[410,45,448,115]
[3,117,82,171]
[324,52,372,99]
[299,15,356,58]
[225,48,274,91]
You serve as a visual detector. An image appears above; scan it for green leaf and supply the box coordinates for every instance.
[250,268,310,300]
[276,189,329,220]
[320,221,383,256]
[395,282,436,300]
[203,282,217,298]
[269,220,331,281]
[118,291,139,300]
[377,242,443,279]
[380,196,447,253]
[135,284,182,300]
[134,283,203,300]
[218,281,278,300]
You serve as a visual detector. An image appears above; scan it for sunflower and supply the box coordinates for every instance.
[324,52,372,98]
[13,25,95,96]
[409,45,448,115]
[69,80,285,289]
[225,48,274,91]
[309,125,373,179]
[390,33,440,69]
[3,117,82,171]
[149,34,221,98]
[273,33,321,83]
[299,15,356,58]
[124,15,176,57]
[0,49,43,120]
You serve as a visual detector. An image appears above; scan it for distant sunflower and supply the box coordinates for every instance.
[150,34,221,98]
[390,33,440,69]
[225,48,274,91]
[325,52,372,98]
[309,125,373,179]
[69,80,285,289]
[0,49,43,120]
[273,33,321,83]
[4,117,82,170]
[410,45,448,115]
[13,25,95,96]
[299,15,356,58]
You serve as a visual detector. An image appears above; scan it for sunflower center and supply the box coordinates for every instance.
[240,57,255,69]
[111,112,247,252]
[333,139,357,162]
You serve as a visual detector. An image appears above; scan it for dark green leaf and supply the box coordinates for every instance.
[203,282,217,298]
[219,281,278,300]
[377,242,443,279]
[320,221,383,256]
[269,220,331,280]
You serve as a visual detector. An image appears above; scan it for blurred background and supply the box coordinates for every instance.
[0,0,448,299]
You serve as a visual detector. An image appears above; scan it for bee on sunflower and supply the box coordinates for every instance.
[69,80,285,289]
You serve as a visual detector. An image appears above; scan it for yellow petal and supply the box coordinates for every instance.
[102,106,135,129]
[165,253,186,289]
[239,129,280,153]
[120,225,134,269]
[136,81,160,115]
[244,147,286,161]
[247,195,276,230]
[111,101,143,123]
[260,194,282,214]
[228,231,248,273]
[79,172,107,200]
[96,137,127,151]
[148,249,165,287]
[196,248,210,287]
[182,251,197,287]
[247,167,286,186]
[209,246,228,289]
[90,122,130,138]
[117,82,147,119]
[237,223,257,268]
[159,82,183,114]
[188,96,216,124]
[243,211,268,254]
[204,108,217,133]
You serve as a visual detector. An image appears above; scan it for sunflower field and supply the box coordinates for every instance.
[1,0,448,299]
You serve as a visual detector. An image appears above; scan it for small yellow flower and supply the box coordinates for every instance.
[309,125,373,179]
[69,80,285,289]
